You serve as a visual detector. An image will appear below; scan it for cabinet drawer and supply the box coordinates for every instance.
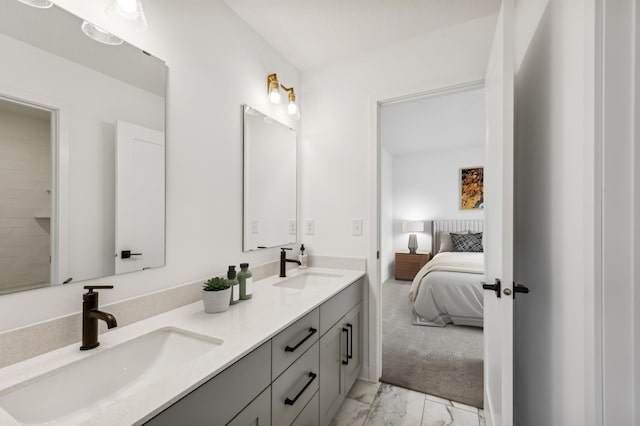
[272,308,320,380]
[320,279,363,335]
[146,341,271,426]
[272,341,319,426]
[291,391,319,426]
[227,386,271,426]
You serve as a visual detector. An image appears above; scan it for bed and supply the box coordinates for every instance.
[408,219,485,327]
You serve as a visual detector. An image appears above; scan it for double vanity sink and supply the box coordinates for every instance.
[273,271,344,290]
[0,328,222,424]
[0,268,362,425]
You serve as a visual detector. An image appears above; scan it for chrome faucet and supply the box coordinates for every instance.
[80,285,118,350]
[280,247,301,277]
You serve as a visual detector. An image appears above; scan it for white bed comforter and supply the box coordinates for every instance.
[409,252,485,327]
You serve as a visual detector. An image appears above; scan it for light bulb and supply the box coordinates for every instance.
[288,101,297,115]
[115,0,138,18]
[269,88,281,104]
[106,0,148,31]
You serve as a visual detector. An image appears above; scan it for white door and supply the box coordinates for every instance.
[483,0,515,425]
[115,120,165,274]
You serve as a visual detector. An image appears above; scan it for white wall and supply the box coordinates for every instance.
[380,149,393,282]
[0,107,50,293]
[391,147,484,255]
[300,13,497,381]
[300,15,496,260]
[513,0,597,424]
[0,0,300,332]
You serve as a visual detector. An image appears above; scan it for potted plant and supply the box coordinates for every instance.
[202,277,231,313]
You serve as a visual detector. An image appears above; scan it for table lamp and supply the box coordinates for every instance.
[402,220,425,254]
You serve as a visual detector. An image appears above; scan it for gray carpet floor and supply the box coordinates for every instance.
[381,278,484,408]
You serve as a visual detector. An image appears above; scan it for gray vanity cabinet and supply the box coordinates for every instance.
[147,278,363,426]
[227,386,272,426]
[319,320,348,426]
[343,303,362,392]
[318,280,363,426]
[291,392,319,426]
[272,341,319,425]
[146,341,272,426]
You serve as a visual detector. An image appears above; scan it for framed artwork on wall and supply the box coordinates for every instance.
[460,166,484,210]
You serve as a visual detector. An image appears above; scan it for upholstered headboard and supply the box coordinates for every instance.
[432,219,483,254]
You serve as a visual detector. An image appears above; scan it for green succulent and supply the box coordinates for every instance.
[203,277,231,291]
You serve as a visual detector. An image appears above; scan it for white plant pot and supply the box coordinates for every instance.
[202,288,231,313]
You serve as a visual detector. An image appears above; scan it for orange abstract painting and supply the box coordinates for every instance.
[460,167,484,210]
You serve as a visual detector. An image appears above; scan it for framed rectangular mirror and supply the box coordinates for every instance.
[0,1,167,295]
[243,105,297,251]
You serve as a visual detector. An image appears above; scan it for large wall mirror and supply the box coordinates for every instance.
[243,105,297,251]
[0,1,167,295]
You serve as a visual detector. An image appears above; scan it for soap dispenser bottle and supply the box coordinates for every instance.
[298,244,308,269]
[227,265,240,305]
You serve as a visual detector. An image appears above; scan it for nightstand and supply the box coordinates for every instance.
[395,252,431,281]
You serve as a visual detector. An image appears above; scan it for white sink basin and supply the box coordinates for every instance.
[0,327,222,424]
[274,271,344,290]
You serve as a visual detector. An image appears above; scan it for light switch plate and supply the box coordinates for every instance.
[289,220,297,235]
[251,220,260,234]
[352,219,363,236]
[305,219,315,235]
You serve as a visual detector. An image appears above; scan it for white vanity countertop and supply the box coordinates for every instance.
[0,267,364,426]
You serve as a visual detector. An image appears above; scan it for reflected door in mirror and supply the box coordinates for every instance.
[115,121,165,274]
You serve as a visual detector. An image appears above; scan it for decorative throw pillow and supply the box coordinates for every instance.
[469,231,483,248]
[438,231,454,253]
[438,231,469,253]
[451,232,483,252]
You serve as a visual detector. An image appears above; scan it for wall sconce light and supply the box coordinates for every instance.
[105,0,148,32]
[282,85,298,115]
[402,220,425,254]
[16,0,53,8]
[267,74,282,104]
[267,73,300,119]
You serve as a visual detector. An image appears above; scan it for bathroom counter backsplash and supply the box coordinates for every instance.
[0,265,365,426]
[0,255,366,369]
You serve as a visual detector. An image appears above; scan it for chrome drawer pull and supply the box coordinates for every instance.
[284,372,317,406]
[285,327,317,352]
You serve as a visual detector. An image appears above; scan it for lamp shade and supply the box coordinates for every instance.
[402,220,424,233]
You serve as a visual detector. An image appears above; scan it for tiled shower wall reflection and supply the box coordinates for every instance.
[0,101,51,294]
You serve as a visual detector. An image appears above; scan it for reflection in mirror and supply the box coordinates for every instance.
[0,98,53,294]
[0,1,167,295]
[243,106,297,251]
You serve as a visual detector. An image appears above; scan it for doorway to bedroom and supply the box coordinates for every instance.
[378,83,486,408]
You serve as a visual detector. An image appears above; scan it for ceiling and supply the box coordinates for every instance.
[380,87,485,156]
[223,0,500,71]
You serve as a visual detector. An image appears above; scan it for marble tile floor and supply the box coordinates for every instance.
[331,380,485,426]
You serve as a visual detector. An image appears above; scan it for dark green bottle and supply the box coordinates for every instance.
[238,263,253,300]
